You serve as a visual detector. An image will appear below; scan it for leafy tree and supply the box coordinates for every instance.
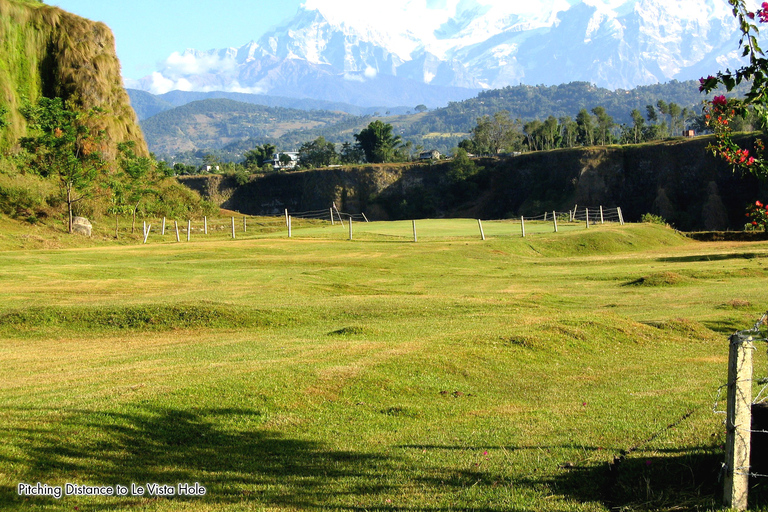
[575,109,595,146]
[354,120,402,163]
[591,106,614,145]
[523,119,543,151]
[298,137,338,168]
[340,142,364,164]
[645,104,658,125]
[447,148,480,183]
[20,97,106,234]
[116,140,156,234]
[243,143,276,170]
[470,111,522,154]
[559,116,578,148]
[629,109,645,143]
[668,102,682,134]
[415,104,428,113]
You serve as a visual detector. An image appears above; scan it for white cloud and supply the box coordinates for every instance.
[364,66,378,78]
[147,72,176,95]
[161,51,237,78]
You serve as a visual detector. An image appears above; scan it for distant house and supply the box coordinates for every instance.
[201,165,220,173]
[419,150,441,161]
[683,129,696,138]
[272,152,300,170]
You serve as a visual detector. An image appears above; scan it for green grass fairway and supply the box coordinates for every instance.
[1,222,768,511]
[283,218,589,241]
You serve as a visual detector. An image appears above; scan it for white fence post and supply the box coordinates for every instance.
[330,208,334,225]
[174,221,180,242]
[553,211,558,233]
[187,220,191,242]
[618,207,625,225]
[724,332,754,511]
[162,217,166,235]
[600,205,604,224]
[143,224,151,244]
[412,220,417,243]
[288,215,292,238]
[231,217,235,239]
[348,217,353,240]
[478,219,485,240]
[285,209,289,228]
[243,216,247,232]
[520,216,525,238]
[586,208,590,229]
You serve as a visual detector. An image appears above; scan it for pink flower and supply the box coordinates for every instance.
[713,95,727,106]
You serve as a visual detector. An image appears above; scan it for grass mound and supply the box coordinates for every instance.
[0,302,283,332]
[625,271,690,287]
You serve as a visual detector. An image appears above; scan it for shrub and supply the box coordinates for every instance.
[641,213,666,225]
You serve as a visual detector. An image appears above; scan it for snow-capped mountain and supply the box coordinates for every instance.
[132,0,748,107]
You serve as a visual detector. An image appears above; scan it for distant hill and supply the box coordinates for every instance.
[137,79,740,162]
[126,89,414,121]
[140,98,351,157]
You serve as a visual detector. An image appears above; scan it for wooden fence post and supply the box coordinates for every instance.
[243,216,247,232]
[362,213,369,222]
[174,221,180,242]
[618,207,625,225]
[330,208,334,225]
[724,332,754,511]
[520,216,525,238]
[553,211,558,233]
[478,219,485,240]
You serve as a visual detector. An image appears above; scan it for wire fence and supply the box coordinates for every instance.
[714,311,768,491]
[134,205,626,244]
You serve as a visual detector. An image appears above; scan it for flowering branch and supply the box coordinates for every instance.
[700,1,768,178]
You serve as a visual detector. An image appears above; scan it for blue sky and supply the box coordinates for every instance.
[49,0,305,81]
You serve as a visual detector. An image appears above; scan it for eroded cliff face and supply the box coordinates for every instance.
[0,0,147,157]
[182,136,765,232]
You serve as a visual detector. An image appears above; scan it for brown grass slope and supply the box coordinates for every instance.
[0,0,147,158]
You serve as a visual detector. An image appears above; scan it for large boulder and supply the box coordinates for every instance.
[72,217,92,237]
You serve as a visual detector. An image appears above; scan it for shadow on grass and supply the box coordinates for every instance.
[0,406,752,511]
[400,443,728,511]
[0,406,396,510]
[657,251,768,263]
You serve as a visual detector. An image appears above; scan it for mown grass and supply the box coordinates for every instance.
[1,222,768,511]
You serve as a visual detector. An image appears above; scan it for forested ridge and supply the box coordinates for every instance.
[139,79,746,163]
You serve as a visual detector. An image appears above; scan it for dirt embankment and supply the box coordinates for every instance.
[179,136,768,231]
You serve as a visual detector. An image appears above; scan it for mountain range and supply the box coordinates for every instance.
[130,0,746,108]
